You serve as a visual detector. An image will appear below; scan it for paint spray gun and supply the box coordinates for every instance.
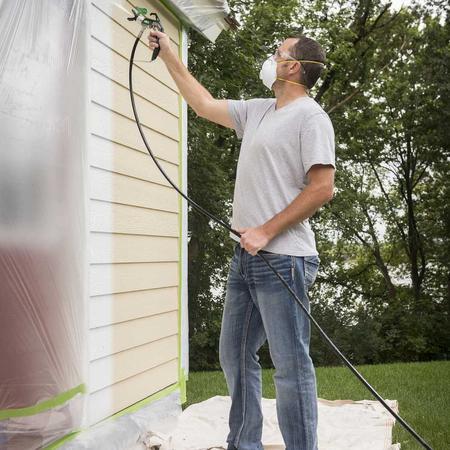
[128,7,164,61]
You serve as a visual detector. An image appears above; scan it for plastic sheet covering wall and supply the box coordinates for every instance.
[60,390,181,450]
[167,0,230,42]
[0,0,89,449]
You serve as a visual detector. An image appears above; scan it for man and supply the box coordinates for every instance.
[149,30,335,450]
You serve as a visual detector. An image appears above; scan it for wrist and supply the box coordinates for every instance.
[261,222,276,241]
[160,47,176,64]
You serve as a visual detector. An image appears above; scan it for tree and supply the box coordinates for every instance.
[186,0,450,370]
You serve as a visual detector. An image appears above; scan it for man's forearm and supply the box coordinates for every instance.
[261,184,332,241]
[163,50,212,115]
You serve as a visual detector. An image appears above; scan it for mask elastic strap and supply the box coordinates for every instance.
[274,59,325,89]
[275,77,310,90]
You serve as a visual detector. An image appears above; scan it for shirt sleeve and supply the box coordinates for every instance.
[227,99,248,139]
[300,112,336,176]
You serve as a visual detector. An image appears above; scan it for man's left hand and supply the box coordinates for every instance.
[234,226,271,256]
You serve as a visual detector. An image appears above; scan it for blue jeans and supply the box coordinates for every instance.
[219,243,321,450]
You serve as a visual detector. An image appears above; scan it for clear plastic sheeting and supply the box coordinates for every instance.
[60,390,182,450]
[166,0,231,42]
[0,0,89,448]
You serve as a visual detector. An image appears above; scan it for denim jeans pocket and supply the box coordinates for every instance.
[303,255,320,289]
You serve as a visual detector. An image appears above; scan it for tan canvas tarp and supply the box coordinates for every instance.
[141,395,401,450]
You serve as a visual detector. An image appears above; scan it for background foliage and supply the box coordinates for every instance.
[186,0,450,371]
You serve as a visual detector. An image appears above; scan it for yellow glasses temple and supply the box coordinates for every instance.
[276,59,325,66]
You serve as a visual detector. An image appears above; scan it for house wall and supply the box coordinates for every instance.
[89,0,183,425]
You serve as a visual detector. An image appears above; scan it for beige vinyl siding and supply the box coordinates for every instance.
[89,359,178,426]
[89,0,182,425]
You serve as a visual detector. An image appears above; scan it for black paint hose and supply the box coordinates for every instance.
[129,27,433,450]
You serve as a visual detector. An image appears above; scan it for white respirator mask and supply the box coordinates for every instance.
[259,54,325,91]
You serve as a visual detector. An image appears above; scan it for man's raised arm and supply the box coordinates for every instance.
[148,29,234,129]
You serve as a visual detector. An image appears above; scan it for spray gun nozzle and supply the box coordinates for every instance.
[127,7,163,32]
[127,9,137,21]
[127,7,148,21]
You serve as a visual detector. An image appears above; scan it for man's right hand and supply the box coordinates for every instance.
[147,29,173,61]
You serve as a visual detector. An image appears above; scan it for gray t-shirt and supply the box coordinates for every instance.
[228,96,335,256]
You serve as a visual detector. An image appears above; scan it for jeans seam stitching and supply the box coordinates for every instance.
[293,300,311,449]
[235,301,253,447]
[240,247,247,281]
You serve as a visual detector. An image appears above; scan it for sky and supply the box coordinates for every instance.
[390,0,411,10]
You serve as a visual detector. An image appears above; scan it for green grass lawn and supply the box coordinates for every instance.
[184,360,449,450]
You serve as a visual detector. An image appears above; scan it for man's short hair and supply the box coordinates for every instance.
[286,36,326,89]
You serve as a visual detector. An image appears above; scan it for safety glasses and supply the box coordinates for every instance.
[273,49,326,67]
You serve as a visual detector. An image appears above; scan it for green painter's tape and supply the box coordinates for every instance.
[178,23,185,404]
[95,381,181,427]
[180,367,187,404]
[43,429,85,450]
[0,384,86,421]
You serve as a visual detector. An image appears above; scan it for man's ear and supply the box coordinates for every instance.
[290,61,303,78]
